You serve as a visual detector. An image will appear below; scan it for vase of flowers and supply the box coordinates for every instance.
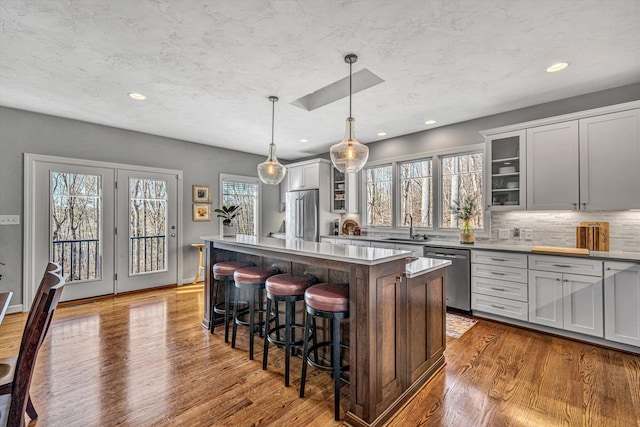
[215,205,241,236]
[452,196,478,244]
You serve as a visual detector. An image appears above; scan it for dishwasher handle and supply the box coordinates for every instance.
[425,251,468,260]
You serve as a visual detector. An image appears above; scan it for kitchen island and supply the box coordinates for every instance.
[201,235,451,427]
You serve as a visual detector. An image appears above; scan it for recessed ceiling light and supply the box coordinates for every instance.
[299,139,309,143]
[425,120,437,125]
[377,132,387,136]
[546,62,570,73]
[127,92,146,100]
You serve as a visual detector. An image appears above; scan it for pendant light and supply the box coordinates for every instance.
[257,96,287,185]
[330,53,369,173]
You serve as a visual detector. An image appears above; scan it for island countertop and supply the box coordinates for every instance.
[200,234,412,265]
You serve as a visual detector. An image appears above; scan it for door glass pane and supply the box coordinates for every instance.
[51,172,101,282]
[129,178,167,274]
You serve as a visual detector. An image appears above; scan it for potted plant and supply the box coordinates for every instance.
[215,205,241,236]
[452,196,478,244]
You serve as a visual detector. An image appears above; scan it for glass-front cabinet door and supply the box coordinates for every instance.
[484,130,526,211]
[331,166,358,213]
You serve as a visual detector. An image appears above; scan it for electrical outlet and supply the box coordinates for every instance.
[524,229,534,240]
[513,228,521,239]
[498,229,509,239]
[0,215,20,225]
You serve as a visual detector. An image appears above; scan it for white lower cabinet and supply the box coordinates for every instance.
[528,256,604,338]
[471,250,529,321]
[604,262,640,347]
[528,270,564,329]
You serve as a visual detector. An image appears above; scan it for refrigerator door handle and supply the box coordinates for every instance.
[300,196,305,238]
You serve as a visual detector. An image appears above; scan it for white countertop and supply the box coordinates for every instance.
[322,235,640,263]
[201,235,414,266]
[405,257,452,278]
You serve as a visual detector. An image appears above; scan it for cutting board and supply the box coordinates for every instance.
[576,222,609,251]
[532,246,590,256]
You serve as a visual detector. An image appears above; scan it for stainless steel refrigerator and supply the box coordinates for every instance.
[286,189,319,242]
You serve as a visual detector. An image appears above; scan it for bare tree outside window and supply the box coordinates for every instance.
[400,159,433,228]
[441,152,483,229]
[365,165,393,226]
[222,180,258,235]
[129,178,167,274]
[50,172,101,281]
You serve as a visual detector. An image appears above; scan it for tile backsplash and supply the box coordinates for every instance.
[490,211,640,252]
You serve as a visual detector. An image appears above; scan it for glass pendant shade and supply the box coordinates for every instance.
[257,143,286,185]
[330,117,369,173]
[258,95,287,185]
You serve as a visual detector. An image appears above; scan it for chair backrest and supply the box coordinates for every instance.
[6,262,65,427]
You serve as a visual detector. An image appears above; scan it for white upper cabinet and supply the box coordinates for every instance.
[485,130,526,211]
[526,121,580,210]
[579,109,640,210]
[331,166,359,213]
[483,101,640,211]
[288,162,321,190]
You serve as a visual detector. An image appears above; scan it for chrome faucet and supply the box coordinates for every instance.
[404,213,413,238]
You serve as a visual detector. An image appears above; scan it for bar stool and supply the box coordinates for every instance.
[231,266,278,360]
[211,261,253,342]
[300,283,350,421]
[262,273,316,386]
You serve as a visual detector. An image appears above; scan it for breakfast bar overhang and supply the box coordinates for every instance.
[201,235,451,427]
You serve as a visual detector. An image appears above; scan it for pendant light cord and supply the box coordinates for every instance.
[349,59,352,118]
[271,98,275,146]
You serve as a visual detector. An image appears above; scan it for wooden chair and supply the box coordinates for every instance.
[0,262,65,427]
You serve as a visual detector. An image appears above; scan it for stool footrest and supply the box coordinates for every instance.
[266,323,308,348]
[305,341,350,373]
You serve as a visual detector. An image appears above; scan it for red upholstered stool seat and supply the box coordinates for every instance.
[213,261,253,277]
[210,261,254,343]
[234,266,278,285]
[266,274,315,296]
[304,283,349,313]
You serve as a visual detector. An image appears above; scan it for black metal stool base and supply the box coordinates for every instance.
[231,284,266,360]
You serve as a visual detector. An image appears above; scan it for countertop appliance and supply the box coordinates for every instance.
[424,246,470,312]
[286,189,319,242]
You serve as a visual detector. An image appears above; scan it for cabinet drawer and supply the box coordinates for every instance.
[320,238,335,244]
[471,263,528,284]
[472,293,528,321]
[472,277,528,302]
[529,255,603,277]
[472,250,527,268]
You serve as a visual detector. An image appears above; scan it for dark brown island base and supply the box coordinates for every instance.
[201,235,451,427]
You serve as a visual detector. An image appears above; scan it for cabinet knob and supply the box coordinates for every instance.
[555,278,561,281]
[582,203,587,209]
[572,203,578,209]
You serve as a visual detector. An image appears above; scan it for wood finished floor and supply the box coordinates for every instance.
[0,284,638,427]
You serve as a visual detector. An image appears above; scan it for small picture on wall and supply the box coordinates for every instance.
[193,204,211,222]
[192,185,210,202]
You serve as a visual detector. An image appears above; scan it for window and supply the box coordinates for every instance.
[220,175,260,236]
[440,152,483,229]
[364,165,393,226]
[399,159,432,228]
[360,144,486,234]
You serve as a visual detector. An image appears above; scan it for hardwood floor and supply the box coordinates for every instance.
[0,284,638,426]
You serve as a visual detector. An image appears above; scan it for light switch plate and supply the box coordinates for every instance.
[498,229,509,239]
[0,215,20,225]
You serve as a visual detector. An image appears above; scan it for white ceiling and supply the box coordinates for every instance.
[1,1,639,160]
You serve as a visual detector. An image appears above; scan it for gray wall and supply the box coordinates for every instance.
[0,107,284,306]
[366,83,640,161]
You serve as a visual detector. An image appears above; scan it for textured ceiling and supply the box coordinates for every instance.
[1,1,639,160]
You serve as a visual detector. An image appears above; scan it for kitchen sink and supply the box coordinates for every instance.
[383,237,429,242]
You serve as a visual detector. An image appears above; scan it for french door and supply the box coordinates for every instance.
[28,155,180,303]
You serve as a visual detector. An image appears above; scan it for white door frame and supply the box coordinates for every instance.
[23,153,183,311]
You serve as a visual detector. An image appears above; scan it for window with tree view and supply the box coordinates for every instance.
[129,178,167,275]
[365,165,393,226]
[222,177,259,235]
[400,159,432,228]
[440,152,483,229]
[50,172,101,282]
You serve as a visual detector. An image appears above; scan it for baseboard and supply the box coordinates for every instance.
[182,276,202,285]
[7,304,23,314]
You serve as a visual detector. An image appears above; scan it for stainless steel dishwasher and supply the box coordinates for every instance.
[424,247,470,313]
